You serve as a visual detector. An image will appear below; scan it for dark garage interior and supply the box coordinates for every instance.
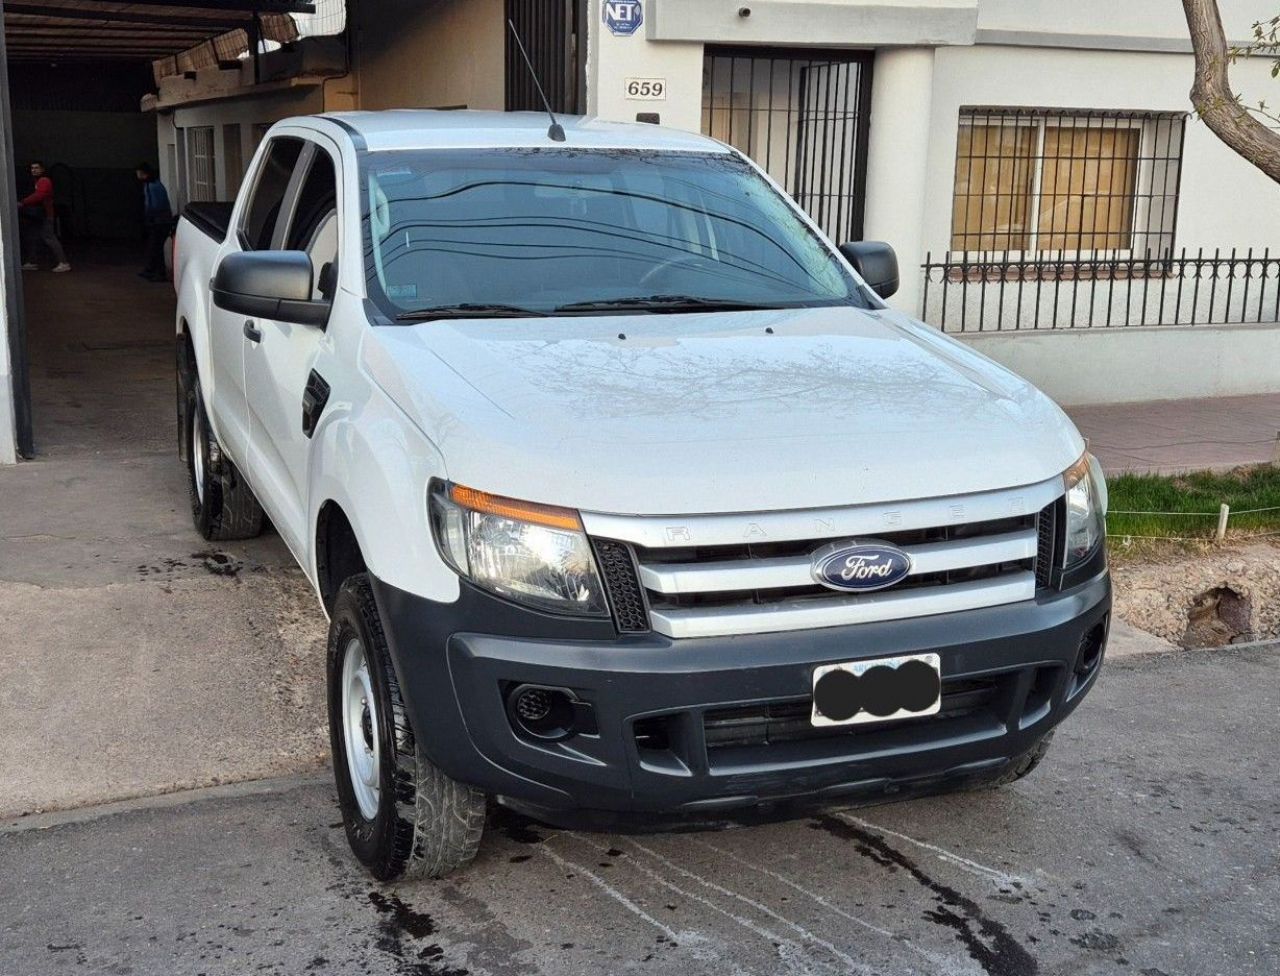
[1,0,314,458]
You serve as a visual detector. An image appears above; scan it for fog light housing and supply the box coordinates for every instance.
[505,684,595,742]
[1075,620,1108,676]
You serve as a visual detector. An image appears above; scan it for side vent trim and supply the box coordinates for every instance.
[592,538,651,633]
[302,370,331,439]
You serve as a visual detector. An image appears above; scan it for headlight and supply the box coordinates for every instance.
[1063,453,1107,566]
[429,482,608,617]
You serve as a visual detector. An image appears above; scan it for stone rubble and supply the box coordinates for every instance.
[1110,540,1280,648]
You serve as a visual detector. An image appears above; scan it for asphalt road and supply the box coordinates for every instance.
[3,644,1277,976]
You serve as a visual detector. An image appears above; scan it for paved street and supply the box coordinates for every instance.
[3,643,1277,976]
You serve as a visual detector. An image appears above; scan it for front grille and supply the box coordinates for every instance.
[581,478,1067,640]
[593,538,650,633]
[702,677,1000,750]
[643,513,1034,613]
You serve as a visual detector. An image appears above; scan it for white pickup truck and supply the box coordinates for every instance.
[174,110,1109,882]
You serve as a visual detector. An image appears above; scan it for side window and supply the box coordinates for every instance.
[284,148,339,299]
[241,136,304,251]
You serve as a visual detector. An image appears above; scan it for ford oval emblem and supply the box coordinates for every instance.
[810,541,913,593]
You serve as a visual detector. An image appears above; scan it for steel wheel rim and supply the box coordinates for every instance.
[341,637,381,820]
[192,406,206,505]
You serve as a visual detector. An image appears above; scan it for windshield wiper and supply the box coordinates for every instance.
[395,303,548,322]
[554,295,786,314]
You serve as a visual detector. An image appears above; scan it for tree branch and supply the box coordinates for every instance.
[1183,0,1280,183]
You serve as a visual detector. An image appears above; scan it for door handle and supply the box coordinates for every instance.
[243,320,262,343]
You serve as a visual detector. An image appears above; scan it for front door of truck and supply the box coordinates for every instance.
[207,135,304,467]
[244,139,338,559]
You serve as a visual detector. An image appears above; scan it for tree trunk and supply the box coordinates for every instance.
[1182,0,1280,184]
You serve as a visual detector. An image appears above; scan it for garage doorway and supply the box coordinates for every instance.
[702,47,874,245]
[0,0,319,460]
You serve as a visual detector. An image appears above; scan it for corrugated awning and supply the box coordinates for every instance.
[2,1,324,77]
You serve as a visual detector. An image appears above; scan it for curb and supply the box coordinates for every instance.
[0,769,331,835]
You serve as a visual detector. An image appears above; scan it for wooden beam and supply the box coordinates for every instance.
[62,0,314,12]
[7,52,167,60]
[6,39,183,53]
[7,39,182,49]
[3,4,249,29]
[7,26,215,39]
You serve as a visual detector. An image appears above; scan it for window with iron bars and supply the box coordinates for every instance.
[949,108,1186,262]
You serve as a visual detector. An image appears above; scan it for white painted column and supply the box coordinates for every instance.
[861,47,936,318]
[586,0,704,132]
[0,7,19,464]
[0,258,16,465]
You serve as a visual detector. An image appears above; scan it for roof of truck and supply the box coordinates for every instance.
[316,110,730,154]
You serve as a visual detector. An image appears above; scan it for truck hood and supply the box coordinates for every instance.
[362,306,1083,515]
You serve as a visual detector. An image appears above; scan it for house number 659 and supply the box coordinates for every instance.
[625,78,666,100]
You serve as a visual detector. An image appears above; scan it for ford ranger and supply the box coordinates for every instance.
[173,111,1110,881]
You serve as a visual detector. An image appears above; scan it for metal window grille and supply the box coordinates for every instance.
[505,0,585,114]
[702,47,873,244]
[187,126,216,203]
[950,108,1187,261]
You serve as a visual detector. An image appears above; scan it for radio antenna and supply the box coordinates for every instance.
[507,19,566,143]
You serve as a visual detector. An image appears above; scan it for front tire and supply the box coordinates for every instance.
[328,574,486,881]
[988,732,1055,788]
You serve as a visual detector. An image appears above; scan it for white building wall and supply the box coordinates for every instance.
[588,0,704,132]
[976,0,1275,47]
[649,0,978,46]
[962,324,1280,407]
[354,0,505,112]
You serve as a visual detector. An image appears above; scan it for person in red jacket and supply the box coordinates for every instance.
[18,161,70,272]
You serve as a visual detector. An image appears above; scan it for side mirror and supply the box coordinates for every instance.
[212,250,330,327]
[839,241,899,300]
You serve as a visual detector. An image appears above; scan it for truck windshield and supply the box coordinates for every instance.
[360,148,870,319]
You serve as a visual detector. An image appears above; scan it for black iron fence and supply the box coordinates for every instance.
[921,248,1280,333]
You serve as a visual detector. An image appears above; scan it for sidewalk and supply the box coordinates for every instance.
[1067,393,1280,476]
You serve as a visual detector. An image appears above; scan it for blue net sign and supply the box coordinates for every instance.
[603,1,643,36]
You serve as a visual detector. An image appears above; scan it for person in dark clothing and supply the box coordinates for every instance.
[18,161,70,272]
[137,163,173,282]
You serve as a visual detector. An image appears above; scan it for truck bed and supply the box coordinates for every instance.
[182,202,235,243]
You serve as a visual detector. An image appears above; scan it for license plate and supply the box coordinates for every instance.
[811,652,942,728]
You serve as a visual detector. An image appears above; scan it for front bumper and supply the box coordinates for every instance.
[372,570,1110,824]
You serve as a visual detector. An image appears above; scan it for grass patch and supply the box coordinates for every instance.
[1107,464,1280,540]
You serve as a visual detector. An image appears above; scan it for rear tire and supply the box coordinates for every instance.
[183,374,264,542]
[328,573,486,881]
